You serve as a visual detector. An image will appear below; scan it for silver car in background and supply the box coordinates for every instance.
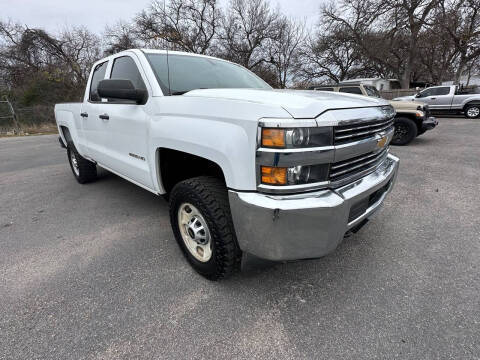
[394,85,480,119]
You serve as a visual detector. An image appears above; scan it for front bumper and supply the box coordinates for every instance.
[229,154,399,261]
[422,116,438,131]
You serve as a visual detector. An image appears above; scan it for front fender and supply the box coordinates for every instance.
[149,115,258,192]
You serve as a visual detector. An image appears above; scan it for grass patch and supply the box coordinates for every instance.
[0,123,58,137]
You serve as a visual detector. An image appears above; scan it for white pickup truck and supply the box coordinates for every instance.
[55,49,399,280]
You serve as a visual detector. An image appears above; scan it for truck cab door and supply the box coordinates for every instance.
[94,54,153,190]
[415,88,435,106]
[81,60,111,164]
[425,86,452,110]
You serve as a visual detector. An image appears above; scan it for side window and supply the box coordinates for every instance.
[89,62,108,102]
[418,88,433,97]
[339,87,362,95]
[110,56,147,91]
[434,87,450,96]
[365,86,381,97]
[315,87,334,91]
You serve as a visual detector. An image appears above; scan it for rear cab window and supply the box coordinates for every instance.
[315,87,334,91]
[421,87,451,97]
[339,87,363,95]
[433,87,450,96]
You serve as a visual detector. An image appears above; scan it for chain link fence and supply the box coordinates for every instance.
[379,89,417,100]
[0,97,56,135]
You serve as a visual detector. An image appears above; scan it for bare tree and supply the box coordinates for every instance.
[323,0,439,88]
[2,0,480,107]
[135,0,220,54]
[417,7,459,84]
[0,21,100,103]
[321,0,396,78]
[296,24,364,84]
[267,17,305,88]
[387,0,439,87]
[104,21,141,55]
[57,27,101,85]
[438,0,480,84]
[218,0,281,70]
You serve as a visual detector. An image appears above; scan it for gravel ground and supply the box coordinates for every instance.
[1,118,479,359]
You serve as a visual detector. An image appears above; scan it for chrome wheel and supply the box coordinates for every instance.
[466,106,479,118]
[70,151,80,176]
[177,203,212,262]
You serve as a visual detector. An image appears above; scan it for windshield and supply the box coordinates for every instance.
[365,85,381,98]
[146,53,272,95]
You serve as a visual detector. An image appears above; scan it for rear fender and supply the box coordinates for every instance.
[463,100,480,110]
[54,105,85,154]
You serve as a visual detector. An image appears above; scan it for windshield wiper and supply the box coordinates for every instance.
[170,88,209,96]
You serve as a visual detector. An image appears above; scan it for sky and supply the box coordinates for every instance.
[0,0,323,35]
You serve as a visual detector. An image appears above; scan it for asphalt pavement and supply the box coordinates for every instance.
[1,118,479,359]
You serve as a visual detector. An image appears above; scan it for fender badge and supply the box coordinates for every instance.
[377,136,388,148]
[129,152,146,161]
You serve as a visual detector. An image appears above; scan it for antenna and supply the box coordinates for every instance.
[164,0,171,95]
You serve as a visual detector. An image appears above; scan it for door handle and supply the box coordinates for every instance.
[80,112,88,118]
[430,97,436,100]
[99,114,109,120]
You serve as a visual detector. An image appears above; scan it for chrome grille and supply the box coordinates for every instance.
[329,148,389,181]
[334,118,394,145]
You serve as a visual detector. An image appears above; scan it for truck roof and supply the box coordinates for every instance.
[340,78,382,82]
[140,49,225,61]
[91,49,239,71]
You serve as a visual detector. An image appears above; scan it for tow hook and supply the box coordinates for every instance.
[344,219,369,238]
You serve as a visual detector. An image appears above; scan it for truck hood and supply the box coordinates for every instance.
[389,99,425,109]
[185,88,389,118]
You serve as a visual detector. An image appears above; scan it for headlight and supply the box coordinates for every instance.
[381,105,396,118]
[415,111,425,118]
[261,164,329,185]
[261,127,332,149]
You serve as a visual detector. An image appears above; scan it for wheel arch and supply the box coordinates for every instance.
[395,113,422,131]
[156,148,227,194]
[54,104,88,155]
[463,101,480,111]
[59,125,73,146]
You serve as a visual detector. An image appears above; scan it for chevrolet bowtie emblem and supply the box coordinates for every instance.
[377,136,388,148]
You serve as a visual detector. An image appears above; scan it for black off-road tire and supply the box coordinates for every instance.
[391,117,418,146]
[464,104,480,119]
[67,143,97,184]
[169,176,242,280]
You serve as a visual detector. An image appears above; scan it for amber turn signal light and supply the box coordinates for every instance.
[261,166,287,185]
[261,128,285,147]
